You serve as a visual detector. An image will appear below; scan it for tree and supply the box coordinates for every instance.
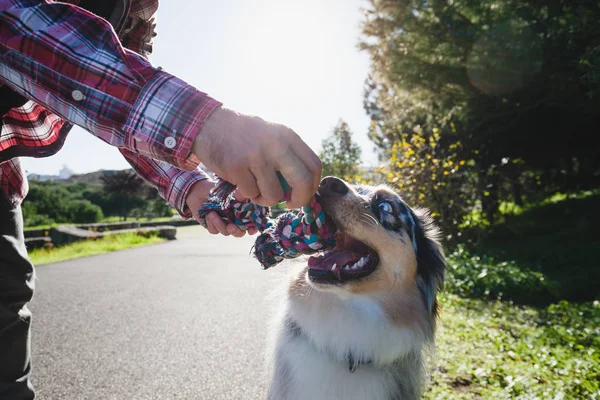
[360,0,600,230]
[100,170,148,221]
[68,200,104,223]
[380,126,477,233]
[320,120,362,181]
[22,181,104,226]
[145,188,174,219]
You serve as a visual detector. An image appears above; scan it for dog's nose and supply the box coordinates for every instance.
[319,176,348,196]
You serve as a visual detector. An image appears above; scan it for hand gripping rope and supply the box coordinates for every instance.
[197,175,336,269]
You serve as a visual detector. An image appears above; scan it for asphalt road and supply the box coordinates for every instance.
[30,226,285,400]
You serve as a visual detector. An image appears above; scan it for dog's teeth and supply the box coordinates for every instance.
[344,265,350,271]
[331,263,337,271]
[351,263,359,270]
[357,258,366,267]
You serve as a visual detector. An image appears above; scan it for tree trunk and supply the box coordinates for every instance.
[512,181,523,206]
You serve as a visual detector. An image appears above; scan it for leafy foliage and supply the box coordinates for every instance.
[320,120,362,181]
[446,245,554,305]
[375,125,477,233]
[100,170,148,221]
[100,170,145,193]
[67,200,104,223]
[360,0,600,232]
[23,181,104,225]
[444,192,600,304]
[23,170,174,227]
[473,192,600,302]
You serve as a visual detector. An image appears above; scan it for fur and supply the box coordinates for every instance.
[266,181,445,400]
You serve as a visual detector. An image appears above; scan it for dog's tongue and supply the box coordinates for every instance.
[308,250,360,272]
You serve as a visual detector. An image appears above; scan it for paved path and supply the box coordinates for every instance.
[30,227,285,400]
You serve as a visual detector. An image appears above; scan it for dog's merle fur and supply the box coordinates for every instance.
[266,181,445,400]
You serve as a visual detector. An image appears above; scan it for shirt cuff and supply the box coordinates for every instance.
[167,167,211,219]
[124,71,222,171]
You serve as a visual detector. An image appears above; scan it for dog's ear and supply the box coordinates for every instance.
[411,208,445,317]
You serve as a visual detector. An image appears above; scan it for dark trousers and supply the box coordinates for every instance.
[0,194,35,399]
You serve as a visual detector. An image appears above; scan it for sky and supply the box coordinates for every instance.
[20,0,377,176]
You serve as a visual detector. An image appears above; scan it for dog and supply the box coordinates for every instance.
[266,177,446,400]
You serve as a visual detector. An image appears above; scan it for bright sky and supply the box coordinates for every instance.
[21,0,377,176]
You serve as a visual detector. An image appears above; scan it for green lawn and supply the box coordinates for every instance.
[431,193,600,399]
[29,232,166,265]
[427,294,599,399]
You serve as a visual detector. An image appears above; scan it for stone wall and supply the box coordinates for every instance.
[50,225,177,246]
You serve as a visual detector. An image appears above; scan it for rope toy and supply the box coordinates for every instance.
[197,176,336,269]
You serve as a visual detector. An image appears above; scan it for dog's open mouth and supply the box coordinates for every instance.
[307,231,379,284]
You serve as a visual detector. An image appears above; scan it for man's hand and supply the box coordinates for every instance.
[193,107,322,209]
[186,179,259,237]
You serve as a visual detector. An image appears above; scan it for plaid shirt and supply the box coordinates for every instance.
[0,0,221,217]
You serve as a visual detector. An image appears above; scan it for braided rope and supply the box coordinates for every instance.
[197,179,336,269]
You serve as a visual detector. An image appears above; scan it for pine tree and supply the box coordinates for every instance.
[320,120,362,182]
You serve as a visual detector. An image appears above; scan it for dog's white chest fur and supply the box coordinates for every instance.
[266,281,425,400]
[276,337,394,400]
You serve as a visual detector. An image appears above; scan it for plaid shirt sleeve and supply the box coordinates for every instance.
[0,0,221,171]
[0,0,222,212]
[0,157,27,207]
[120,0,157,59]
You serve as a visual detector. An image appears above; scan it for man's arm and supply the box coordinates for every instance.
[0,0,220,171]
[119,150,257,237]
[1,0,322,208]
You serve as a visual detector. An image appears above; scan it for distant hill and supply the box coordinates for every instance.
[62,169,132,185]
[28,168,132,184]
[29,163,215,184]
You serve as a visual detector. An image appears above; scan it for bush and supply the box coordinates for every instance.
[24,214,55,228]
[468,193,600,303]
[22,177,171,226]
[446,245,556,305]
[67,200,104,223]
[24,182,72,223]
[375,128,477,236]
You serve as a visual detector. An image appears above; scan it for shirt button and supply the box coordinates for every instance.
[164,136,177,149]
[72,90,85,101]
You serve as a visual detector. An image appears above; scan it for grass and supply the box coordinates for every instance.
[432,193,600,398]
[426,294,600,399]
[29,232,166,265]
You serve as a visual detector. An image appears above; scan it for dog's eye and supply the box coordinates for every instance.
[378,202,393,214]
